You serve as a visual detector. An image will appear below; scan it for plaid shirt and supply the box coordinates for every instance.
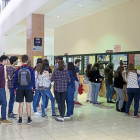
[51,70,70,92]
[7,66,15,89]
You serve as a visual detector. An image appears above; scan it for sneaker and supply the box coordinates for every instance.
[64,116,71,119]
[8,113,17,119]
[55,117,64,122]
[86,100,90,102]
[134,115,139,118]
[1,120,12,125]
[109,101,115,103]
[17,119,22,125]
[125,113,130,116]
[11,113,17,116]
[27,118,32,125]
[94,102,100,105]
[52,114,59,118]
[34,112,41,116]
[45,108,49,111]
[42,115,47,118]
[75,102,82,105]
[90,101,93,103]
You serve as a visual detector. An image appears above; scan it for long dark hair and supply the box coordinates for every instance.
[85,64,92,76]
[114,66,124,78]
[43,59,49,63]
[92,63,99,71]
[58,60,64,71]
[40,64,49,74]
[67,62,76,77]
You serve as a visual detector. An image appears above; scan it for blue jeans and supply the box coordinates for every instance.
[92,83,101,104]
[126,88,140,116]
[33,90,41,112]
[66,86,76,117]
[45,96,49,108]
[8,88,15,114]
[105,82,114,101]
[41,89,55,116]
[0,88,7,120]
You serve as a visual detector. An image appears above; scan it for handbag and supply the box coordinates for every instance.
[83,74,89,84]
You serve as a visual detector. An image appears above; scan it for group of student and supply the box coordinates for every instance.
[0,54,83,125]
[85,61,140,118]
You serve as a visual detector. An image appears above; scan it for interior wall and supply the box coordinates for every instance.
[2,35,54,56]
[2,35,26,55]
[44,37,54,56]
[54,0,140,55]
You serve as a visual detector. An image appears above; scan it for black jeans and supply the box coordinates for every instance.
[54,90,66,117]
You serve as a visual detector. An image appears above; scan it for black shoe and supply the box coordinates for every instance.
[90,101,93,103]
[109,101,115,103]
[86,100,90,102]
[17,119,22,125]
[8,113,17,119]
[107,101,110,103]
[27,118,32,125]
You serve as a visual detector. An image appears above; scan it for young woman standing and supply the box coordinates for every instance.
[104,63,115,103]
[33,63,42,115]
[114,66,126,112]
[89,63,103,105]
[65,62,76,119]
[85,64,92,102]
[125,63,140,117]
[51,61,70,122]
[37,65,56,117]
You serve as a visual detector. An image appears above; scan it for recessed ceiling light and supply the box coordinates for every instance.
[57,16,59,17]
[78,5,83,7]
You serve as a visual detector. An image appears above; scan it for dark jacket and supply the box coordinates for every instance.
[105,69,113,86]
[89,70,103,83]
[0,64,5,88]
[114,74,125,89]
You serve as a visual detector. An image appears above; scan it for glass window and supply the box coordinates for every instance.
[97,54,110,68]
[129,54,140,70]
[111,54,127,71]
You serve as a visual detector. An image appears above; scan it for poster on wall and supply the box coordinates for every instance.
[114,45,121,52]
[33,38,43,51]
[33,56,42,67]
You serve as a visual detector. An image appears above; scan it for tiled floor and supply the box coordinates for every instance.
[0,89,140,140]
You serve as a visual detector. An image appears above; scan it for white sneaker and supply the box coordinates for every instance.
[34,112,41,116]
[64,116,71,119]
[45,108,49,111]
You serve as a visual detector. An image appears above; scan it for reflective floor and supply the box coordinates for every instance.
[0,89,140,140]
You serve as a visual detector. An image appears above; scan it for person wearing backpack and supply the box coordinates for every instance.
[7,56,18,119]
[0,55,12,125]
[13,55,35,125]
[37,64,57,117]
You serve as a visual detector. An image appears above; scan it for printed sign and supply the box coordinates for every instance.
[33,46,43,51]
[106,50,113,53]
[114,45,121,52]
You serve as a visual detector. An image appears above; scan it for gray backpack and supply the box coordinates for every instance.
[18,66,31,87]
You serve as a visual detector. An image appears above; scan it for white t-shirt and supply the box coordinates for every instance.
[126,70,140,88]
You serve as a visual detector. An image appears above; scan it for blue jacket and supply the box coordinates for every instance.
[13,64,36,91]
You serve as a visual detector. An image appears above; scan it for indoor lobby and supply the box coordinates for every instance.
[0,0,140,140]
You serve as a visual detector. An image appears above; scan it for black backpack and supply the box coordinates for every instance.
[18,66,31,87]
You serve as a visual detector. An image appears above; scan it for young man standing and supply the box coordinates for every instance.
[14,55,35,125]
[0,55,12,124]
[74,59,82,105]
[7,56,18,119]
